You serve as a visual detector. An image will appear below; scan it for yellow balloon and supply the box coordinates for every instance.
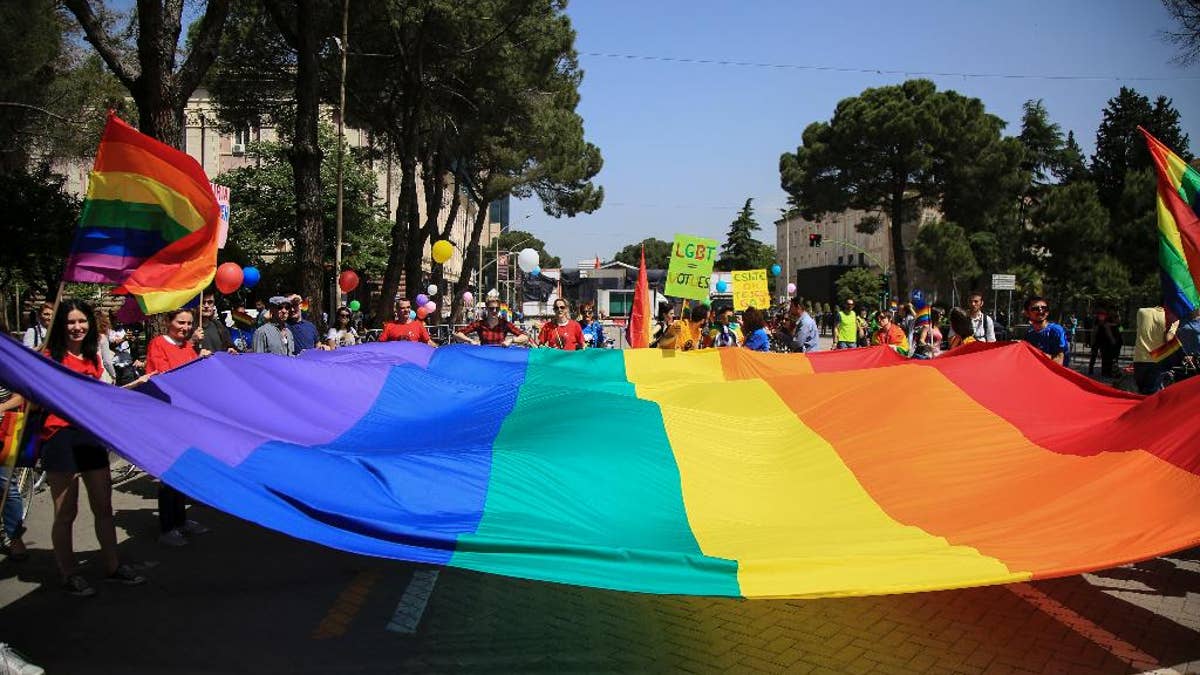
[431,239,454,264]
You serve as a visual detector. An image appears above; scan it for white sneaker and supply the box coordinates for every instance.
[0,643,46,675]
[182,520,210,535]
[158,529,188,547]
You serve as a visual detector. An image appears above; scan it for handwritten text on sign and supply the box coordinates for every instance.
[665,234,719,301]
[732,269,771,310]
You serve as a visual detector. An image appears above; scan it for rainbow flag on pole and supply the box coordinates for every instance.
[64,113,220,314]
[1141,127,1200,323]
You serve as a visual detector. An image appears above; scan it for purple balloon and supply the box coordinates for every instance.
[415,294,429,307]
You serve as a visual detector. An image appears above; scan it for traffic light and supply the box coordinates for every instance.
[808,233,822,247]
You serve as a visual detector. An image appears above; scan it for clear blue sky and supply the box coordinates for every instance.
[512,0,1200,267]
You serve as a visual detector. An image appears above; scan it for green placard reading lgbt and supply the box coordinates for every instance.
[666,234,720,301]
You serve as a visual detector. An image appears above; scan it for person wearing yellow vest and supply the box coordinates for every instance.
[1133,305,1180,394]
[835,299,858,349]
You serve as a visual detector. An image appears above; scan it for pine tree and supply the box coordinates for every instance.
[716,199,774,271]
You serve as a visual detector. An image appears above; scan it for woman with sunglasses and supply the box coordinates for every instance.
[325,306,358,348]
[538,300,585,350]
[1021,296,1068,364]
[578,301,606,349]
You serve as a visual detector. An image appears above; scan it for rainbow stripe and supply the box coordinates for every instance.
[1,338,1198,598]
[0,410,24,469]
[913,304,931,325]
[64,113,220,314]
[1141,127,1200,321]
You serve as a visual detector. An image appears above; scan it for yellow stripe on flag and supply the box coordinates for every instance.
[87,171,208,233]
[624,351,1025,598]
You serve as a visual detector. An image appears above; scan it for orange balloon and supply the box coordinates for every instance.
[416,306,429,319]
[215,262,243,294]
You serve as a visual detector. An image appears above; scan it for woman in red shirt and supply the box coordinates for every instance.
[538,300,585,350]
[42,299,146,596]
[144,309,210,547]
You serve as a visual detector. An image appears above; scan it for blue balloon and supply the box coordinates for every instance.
[531,267,540,276]
[408,310,417,321]
[715,280,728,293]
[770,264,781,276]
[242,266,261,288]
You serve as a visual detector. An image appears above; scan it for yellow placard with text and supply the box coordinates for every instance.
[732,269,770,311]
[665,234,720,301]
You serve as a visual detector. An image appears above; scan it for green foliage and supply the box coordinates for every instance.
[1056,131,1089,184]
[0,165,80,294]
[214,124,390,284]
[0,0,127,170]
[914,220,981,295]
[716,199,774,271]
[1111,167,1159,290]
[1090,87,1190,213]
[492,229,560,270]
[613,238,673,269]
[780,79,1017,292]
[1031,181,1112,304]
[835,267,883,307]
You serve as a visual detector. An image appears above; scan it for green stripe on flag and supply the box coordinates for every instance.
[80,199,192,242]
[450,348,739,596]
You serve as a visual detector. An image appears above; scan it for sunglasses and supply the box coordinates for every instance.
[554,305,567,310]
[338,313,351,317]
[1030,305,1049,312]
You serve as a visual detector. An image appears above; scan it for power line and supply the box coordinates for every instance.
[580,51,1200,82]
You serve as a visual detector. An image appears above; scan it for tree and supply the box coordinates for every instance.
[715,198,775,271]
[1110,167,1159,290]
[0,166,80,318]
[613,238,672,269]
[1017,100,1064,190]
[485,229,560,275]
[1090,87,1190,213]
[1162,0,1200,65]
[781,79,1014,294]
[214,125,390,289]
[1055,131,1090,184]
[344,0,602,322]
[63,0,232,147]
[0,0,127,171]
[1031,181,1112,304]
[835,267,882,307]
[913,220,981,302]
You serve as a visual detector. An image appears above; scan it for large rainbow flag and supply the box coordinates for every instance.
[1,337,1198,598]
[1141,127,1200,322]
[64,113,220,313]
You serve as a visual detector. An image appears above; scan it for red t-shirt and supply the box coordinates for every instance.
[42,351,104,438]
[380,320,431,343]
[145,335,199,374]
[538,320,585,350]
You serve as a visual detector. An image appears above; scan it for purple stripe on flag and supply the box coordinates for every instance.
[63,252,145,284]
[0,336,437,476]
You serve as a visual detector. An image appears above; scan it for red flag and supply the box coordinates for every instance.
[629,246,652,348]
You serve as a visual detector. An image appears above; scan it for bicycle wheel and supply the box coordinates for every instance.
[14,467,39,520]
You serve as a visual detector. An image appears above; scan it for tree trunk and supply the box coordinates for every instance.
[889,184,910,295]
[134,90,185,149]
[450,202,490,324]
[289,0,325,326]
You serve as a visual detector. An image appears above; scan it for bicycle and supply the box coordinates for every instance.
[10,466,46,520]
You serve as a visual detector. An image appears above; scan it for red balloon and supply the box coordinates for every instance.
[215,262,243,295]
[338,269,360,293]
[416,306,429,319]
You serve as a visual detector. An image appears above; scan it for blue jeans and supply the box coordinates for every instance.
[0,466,24,540]
[837,341,855,349]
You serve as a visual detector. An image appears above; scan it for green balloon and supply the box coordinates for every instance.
[348,300,361,311]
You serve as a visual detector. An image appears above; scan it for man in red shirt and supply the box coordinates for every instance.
[379,298,437,345]
[538,299,584,350]
[454,298,528,346]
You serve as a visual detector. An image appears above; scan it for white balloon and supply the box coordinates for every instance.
[517,248,540,273]
[427,284,438,295]
[487,288,499,298]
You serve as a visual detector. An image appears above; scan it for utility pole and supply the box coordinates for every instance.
[333,0,349,315]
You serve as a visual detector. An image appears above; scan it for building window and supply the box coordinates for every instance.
[859,253,865,266]
[837,256,843,266]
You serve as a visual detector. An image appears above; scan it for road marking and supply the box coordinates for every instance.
[311,569,382,640]
[386,569,440,634]
[1007,582,1176,674]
